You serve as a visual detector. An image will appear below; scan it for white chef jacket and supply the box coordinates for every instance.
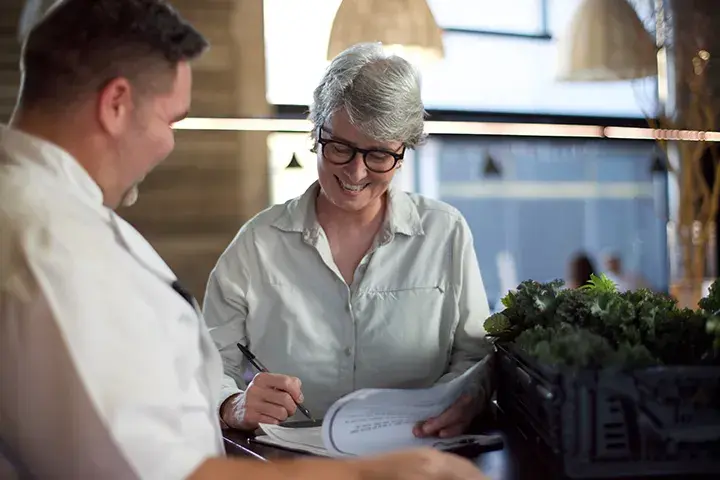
[203,181,493,419]
[0,125,225,479]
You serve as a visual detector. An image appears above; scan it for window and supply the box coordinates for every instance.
[428,0,548,36]
[416,137,668,306]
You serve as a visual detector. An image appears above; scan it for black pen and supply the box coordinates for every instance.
[236,343,315,421]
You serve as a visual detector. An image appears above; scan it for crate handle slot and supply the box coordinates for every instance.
[602,386,720,443]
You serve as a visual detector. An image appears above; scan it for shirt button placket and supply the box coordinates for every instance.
[346,292,356,390]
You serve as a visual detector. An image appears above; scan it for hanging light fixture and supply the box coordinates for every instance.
[285,153,303,169]
[327,0,444,65]
[556,0,657,82]
[482,153,502,177]
[650,155,667,174]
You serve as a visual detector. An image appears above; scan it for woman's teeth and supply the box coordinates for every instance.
[338,178,368,191]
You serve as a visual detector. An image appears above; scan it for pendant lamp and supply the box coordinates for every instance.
[482,153,502,177]
[327,0,444,64]
[556,0,657,81]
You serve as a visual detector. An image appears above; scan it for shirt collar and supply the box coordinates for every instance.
[1,125,181,286]
[272,180,424,237]
[0,124,105,209]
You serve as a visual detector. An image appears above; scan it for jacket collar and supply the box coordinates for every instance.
[0,125,178,284]
[0,125,105,211]
[271,181,424,237]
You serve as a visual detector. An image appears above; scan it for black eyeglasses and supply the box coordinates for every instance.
[315,127,405,174]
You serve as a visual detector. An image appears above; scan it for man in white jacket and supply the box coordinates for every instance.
[0,1,486,479]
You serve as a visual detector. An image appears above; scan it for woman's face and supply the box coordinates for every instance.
[316,109,405,214]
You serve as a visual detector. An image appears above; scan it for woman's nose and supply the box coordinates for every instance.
[343,153,368,182]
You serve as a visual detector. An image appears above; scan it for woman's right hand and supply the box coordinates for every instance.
[221,372,304,430]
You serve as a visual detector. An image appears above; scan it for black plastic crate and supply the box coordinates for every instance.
[495,342,720,478]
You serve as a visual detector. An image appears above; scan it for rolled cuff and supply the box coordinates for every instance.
[217,387,244,430]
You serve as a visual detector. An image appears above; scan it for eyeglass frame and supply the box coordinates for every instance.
[314,126,406,173]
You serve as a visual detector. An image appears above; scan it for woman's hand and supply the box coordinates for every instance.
[412,394,479,439]
[221,372,304,430]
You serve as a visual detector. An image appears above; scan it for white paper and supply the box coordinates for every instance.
[257,357,493,458]
[322,357,490,457]
[256,424,330,456]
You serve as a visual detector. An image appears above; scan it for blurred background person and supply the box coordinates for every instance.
[566,252,597,289]
[602,250,650,291]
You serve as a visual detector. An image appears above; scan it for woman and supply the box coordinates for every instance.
[203,43,493,439]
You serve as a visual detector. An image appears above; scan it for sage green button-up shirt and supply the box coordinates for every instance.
[203,182,492,419]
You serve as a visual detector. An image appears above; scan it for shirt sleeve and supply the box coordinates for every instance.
[202,232,254,414]
[436,217,495,402]
[1,244,219,480]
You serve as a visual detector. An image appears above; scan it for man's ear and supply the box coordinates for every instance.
[97,77,134,137]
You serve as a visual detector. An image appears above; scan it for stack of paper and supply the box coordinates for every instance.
[254,356,502,457]
[254,424,329,456]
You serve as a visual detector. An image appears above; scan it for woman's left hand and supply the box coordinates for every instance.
[413,394,479,439]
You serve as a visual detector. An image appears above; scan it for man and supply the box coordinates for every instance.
[601,251,649,292]
[0,1,486,479]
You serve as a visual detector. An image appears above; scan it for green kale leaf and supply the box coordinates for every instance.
[484,312,512,336]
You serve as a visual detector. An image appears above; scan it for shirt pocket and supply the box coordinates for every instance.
[355,284,453,381]
[360,284,449,337]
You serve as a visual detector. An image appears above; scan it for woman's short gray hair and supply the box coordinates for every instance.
[308,42,427,149]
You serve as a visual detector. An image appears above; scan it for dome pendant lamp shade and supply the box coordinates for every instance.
[327,0,444,64]
[556,0,658,82]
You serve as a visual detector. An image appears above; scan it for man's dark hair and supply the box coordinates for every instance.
[19,0,209,110]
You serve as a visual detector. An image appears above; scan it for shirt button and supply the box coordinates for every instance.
[344,347,352,357]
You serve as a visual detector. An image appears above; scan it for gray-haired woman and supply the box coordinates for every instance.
[203,43,493,439]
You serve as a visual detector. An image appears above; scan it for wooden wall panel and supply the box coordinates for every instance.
[0,2,21,122]
[120,0,272,301]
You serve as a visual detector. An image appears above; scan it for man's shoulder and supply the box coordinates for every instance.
[0,168,116,277]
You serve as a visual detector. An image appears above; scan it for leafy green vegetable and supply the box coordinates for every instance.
[500,279,564,333]
[699,279,720,314]
[580,273,618,294]
[515,323,657,369]
[483,312,511,335]
[492,276,720,369]
[707,315,720,351]
[698,282,720,352]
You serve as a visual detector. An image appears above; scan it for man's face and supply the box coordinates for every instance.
[103,62,192,208]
